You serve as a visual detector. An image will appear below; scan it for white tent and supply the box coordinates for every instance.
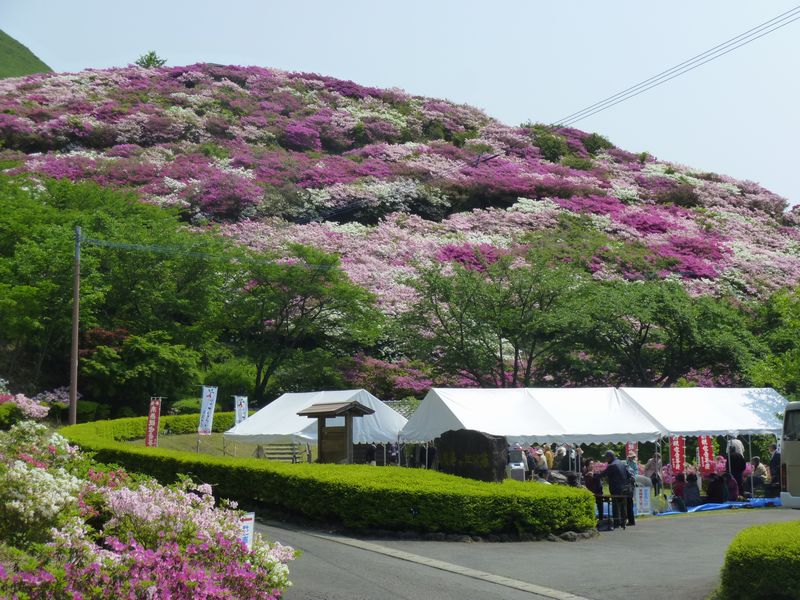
[224,389,408,444]
[527,387,663,444]
[399,388,565,444]
[618,387,786,437]
[400,387,664,444]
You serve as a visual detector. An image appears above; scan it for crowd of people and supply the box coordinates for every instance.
[509,439,782,526]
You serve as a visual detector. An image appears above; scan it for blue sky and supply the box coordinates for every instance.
[3,1,798,204]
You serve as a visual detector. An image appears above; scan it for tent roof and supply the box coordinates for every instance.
[618,387,786,436]
[297,401,375,418]
[400,387,663,444]
[224,389,406,444]
[399,388,566,443]
[527,388,663,444]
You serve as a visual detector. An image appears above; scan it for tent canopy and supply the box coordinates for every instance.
[224,389,407,444]
[618,387,786,437]
[400,387,663,444]
[400,387,787,444]
[527,388,663,444]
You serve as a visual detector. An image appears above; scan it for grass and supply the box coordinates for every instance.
[0,30,52,78]
[126,432,318,461]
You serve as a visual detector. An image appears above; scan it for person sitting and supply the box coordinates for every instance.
[743,456,768,494]
[723,472,739,501]
[707,474,727,503]
[672,472,686,499]
[684,472,702,507]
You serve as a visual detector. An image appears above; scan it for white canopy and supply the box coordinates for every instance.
[527,387,663,444]
[399,388,566,444]
[224,389,408,444]
[618,387,786,437]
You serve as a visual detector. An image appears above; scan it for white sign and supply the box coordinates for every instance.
[633,486,651,515]
[198,386,218,435]
[240,512,256,550]
[234,395,249,425]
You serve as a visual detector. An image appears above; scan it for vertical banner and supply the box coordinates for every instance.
[698,435,715,473]
[633,486,651,516]
[145,397,161,447]
[240,512,256,550]
[625,442,639,461]
[234,395,249,425]
[669,435,685,473]
[198,386,218,435]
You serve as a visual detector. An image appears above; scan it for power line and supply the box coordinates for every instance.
[553,6,800,127]
[555,5,800,125]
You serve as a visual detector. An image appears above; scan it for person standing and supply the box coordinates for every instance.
[728,439,747,495]
[769,443,781,487]
[597,450,631,528]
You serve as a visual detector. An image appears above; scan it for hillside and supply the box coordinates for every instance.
[3,63,800,400]
[0,64,797,313]
[0,30,51,78]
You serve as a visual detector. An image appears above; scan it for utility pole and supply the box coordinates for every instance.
[69,226,81,425]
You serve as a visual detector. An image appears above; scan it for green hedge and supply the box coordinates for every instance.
[62,415,595,536]
[718,521,800,599]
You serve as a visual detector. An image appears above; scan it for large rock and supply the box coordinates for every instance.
[434,429,507,483]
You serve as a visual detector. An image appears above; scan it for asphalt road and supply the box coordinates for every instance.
[258,507,800,600]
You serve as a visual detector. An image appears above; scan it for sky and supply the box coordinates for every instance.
[2,1,799,204]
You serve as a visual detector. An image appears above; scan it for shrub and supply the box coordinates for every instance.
[169,397,202,415]
[62,415,595,536]
[717,521,800,599]
[582,132,614,156]
[0,403,22,430]
[202,358,256,403]
[561,155,595,171]
[531,130,569,163]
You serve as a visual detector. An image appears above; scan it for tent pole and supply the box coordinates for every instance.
[383,444,387,466]
[748,433,753,500]
[425,442,429,469]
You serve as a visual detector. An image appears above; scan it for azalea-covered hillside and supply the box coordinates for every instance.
[2,63,800,406]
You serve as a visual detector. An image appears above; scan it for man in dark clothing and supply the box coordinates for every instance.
[769,444,781,487]
[597,451,631,528]
[728,443,747,495]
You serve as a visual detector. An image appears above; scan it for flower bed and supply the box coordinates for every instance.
[716,520,800,599]
[62,414,595,536]
[0,419,296,598]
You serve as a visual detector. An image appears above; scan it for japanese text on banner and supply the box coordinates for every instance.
[234,395,248,425]
[198,386,218,435]
[669,436,685,473]
[145,397,161,447]
[698,435,715,473]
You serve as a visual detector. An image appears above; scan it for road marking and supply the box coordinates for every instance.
[307,531,593,600]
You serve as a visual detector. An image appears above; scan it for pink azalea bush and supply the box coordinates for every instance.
[0,420,296,598]
[0,63,797,305]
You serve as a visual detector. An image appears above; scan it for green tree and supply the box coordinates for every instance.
[571,281,757,386]
[0,175,229,394]
[748,287,800,399]
[135,51,166,68]
[80,331,200,413]
[221,245,382,404]
[400,254,582,387]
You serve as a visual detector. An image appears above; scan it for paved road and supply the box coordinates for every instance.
[258,507,800,600]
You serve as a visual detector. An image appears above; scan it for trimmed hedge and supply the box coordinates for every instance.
[718,521,800,599]
[62,415,595,536]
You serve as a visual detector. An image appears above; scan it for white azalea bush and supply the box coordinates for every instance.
[0,419,297,598]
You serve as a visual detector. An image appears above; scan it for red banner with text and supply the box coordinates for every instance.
[698,435,714,474]
[625,442,639,461]
[145,397,161,447]
[669,435,685,473]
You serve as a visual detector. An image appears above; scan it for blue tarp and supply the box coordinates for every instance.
[657,497,782,516]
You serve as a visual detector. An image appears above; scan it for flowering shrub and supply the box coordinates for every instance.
[0,63,796,301]
[0,420,296,597]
